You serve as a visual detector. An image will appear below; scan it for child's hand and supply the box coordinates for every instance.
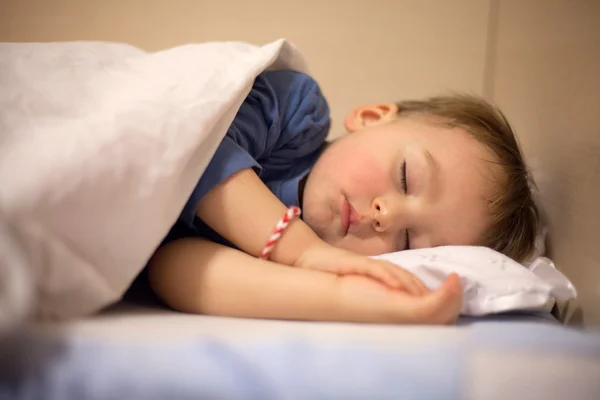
[335,272,463,325]
[294,242,429,295]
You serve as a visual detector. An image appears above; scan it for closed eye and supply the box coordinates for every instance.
[400,160,408,193]
[400,160,410,250]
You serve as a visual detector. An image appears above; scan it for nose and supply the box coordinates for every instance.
[371,197,403,233]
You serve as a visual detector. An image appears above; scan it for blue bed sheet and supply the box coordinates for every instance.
[1,319,599,400]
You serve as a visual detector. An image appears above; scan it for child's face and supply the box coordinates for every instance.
[302,105,498,256]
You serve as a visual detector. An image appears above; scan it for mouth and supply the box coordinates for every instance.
[341,197,358,236]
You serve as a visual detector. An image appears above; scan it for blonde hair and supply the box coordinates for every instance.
[395,94,539,262]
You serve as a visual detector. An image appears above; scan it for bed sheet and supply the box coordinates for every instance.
[34,303,555,345]
[2,305,598,400]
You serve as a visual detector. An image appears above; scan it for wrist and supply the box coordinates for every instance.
[291,237,333,268]
[268,218,324,266]
[333,275,395,323]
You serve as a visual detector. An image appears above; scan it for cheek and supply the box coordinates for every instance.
[342,152,390,198]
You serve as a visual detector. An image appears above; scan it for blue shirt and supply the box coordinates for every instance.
[163,70,331,248]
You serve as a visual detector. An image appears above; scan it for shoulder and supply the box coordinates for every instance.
[257,71,328,116]
[258,70,330,139]
[230,70,329,161]
[260,70,321,92]
[237,70,327,121]
[262,70,325,103]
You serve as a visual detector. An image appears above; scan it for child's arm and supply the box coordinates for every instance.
[148,238,462,324]
[195,167,318,267]
[196,168,428,294]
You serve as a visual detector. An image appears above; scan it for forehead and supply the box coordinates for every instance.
[434,169,495,247]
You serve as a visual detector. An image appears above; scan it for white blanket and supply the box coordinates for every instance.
[0,39,308,321]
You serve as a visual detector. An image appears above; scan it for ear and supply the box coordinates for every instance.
[344,103,399,133]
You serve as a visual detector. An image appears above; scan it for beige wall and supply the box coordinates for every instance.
[2,0,599,327]
[489,1,600,327]
[1,0,492,137]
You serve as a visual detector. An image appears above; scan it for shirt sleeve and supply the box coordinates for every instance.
[179,70,331,226]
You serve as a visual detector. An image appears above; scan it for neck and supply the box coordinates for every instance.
[298,141,333,212]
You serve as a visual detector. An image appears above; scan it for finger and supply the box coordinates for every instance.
[345,260,402,289]
[387,264,427,296]
[363,264,402,289]
[408,273,463,324]
[393,268,421,295]
[405,270,430,296]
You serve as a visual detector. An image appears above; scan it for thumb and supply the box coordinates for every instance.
[408,273,463,325]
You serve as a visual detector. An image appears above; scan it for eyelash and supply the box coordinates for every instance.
[400,161,408,193]
[400,160,411,250]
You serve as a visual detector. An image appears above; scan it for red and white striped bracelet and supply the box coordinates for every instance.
[259,206,302,260]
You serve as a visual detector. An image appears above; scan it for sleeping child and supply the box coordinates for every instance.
[135,70,539,325]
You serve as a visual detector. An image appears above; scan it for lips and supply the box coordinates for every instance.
[341,197,358,236]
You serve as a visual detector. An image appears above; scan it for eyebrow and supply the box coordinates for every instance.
[411,150,437,249]
[423,149,438,200]
[424,149,435,169]
[424,149,436,179]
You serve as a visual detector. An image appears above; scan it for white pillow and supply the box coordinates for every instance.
[372,246,576,316]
